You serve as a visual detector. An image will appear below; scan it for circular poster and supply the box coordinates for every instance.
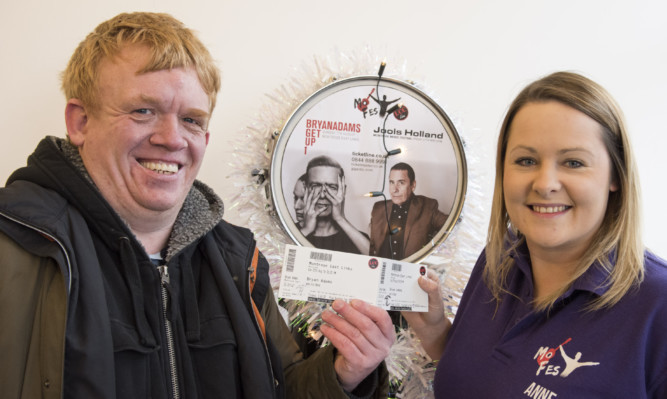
[270,76,466,263]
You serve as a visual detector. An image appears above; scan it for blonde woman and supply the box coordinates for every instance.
[404,72,667,398]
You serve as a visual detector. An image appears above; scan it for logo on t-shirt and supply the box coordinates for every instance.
[533,337,600,377]
[522,337,601,398]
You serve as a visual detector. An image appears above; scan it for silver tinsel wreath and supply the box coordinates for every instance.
[227,47,488,398]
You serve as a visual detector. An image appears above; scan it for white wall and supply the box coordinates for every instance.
[1,0,665,257]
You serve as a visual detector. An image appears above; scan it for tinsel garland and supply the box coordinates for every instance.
[227,47,488,398]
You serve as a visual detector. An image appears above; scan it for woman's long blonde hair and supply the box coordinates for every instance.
[484,71,644,311]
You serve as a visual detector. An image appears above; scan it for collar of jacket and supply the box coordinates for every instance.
[8,136,226,262]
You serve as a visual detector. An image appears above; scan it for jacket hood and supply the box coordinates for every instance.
[7,136,225,260]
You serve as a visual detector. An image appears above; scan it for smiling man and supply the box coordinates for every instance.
[0,12,393,399]
[65,43,211,254]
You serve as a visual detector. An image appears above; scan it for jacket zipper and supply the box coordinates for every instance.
[158,265,180,399]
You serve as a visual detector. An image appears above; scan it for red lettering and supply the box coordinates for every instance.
[305,128,321,138]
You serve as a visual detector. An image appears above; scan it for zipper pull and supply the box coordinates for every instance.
[158,265,170,286]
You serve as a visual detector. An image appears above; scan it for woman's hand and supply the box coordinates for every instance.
[401,270,451,360]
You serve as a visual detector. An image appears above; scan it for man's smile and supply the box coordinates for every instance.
[139,160,180,175]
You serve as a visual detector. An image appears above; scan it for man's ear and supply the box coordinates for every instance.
[65,98,88,146]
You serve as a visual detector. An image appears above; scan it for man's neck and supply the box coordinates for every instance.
[132,224,173,254]
[118,208,179,254]
[392,194,413,207]
[314,218,338,237]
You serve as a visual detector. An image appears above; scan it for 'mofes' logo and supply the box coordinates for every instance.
[354,88,407,120]
[522,338,601,398]
[533,337,600,378]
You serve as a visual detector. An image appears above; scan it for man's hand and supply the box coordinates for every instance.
[300,185,321,236]
[320,299,395,392]
[324,174,346,223]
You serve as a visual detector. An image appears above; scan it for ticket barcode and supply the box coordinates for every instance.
[380,262,387,284]
[286,248,297,272]
[310,251,332,262]
[392,263,402,272]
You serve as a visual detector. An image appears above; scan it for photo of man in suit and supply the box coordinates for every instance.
[369,162,449,259]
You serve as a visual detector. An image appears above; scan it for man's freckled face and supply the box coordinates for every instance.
[70,45,211,221]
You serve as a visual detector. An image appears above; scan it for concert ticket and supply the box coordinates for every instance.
[278,244,428,312]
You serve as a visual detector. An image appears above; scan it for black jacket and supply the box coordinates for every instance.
[0,137,386,398]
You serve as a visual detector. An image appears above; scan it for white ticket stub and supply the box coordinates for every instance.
[278,244,428,312]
